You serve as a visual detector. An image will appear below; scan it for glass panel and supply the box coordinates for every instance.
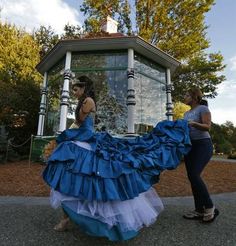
[69,70,128,134]
[134,53,167,134]
[134,53,166,83]
[69,51,128,134]
[71,51,127,70]
[45,58,65,135]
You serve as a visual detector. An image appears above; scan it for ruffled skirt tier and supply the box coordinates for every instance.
[43,120,191,201]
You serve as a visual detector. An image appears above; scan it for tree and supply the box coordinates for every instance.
[79,0,226,100]
[0,22,41,84]
[0,78,41,155]
[210,122,236,155]
[61,23,83,39]
[0,80,40,147]
[0,22,41,155]
[33,25,59,59]
[172,52,226,101]
[221,121,236,151]
[136,0,210,57]
[229,130,236,154]
[221,121,235,138]
[80,0,132,34]
[217,140,233,155]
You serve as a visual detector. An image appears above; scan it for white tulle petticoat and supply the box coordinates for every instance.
[50,187,163,232]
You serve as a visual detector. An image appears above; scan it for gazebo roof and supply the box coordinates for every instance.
[36,35,180,75]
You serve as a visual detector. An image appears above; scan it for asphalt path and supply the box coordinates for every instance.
[0,192,235,246]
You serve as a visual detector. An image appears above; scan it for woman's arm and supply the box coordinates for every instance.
[188,111,211,131]
[75,97,96,124]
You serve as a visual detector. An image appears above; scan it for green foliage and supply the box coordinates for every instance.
[61,24,83,39]
[80,0,132,34]
[210,122,236,155]
[172,52,226,101]
[216,141,233,155]
[33,24,84,57]
[228,152,236,160]
[0,79,40,155]
[0,22,41,84]
[33,25,59,59]
[136,0,212,57]
[0,22,41,155]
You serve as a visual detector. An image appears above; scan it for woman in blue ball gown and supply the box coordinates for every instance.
[43,75,191,241]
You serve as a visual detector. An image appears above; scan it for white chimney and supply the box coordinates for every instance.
[101,16,118,33]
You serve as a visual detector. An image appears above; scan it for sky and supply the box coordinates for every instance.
[0,0,235,126]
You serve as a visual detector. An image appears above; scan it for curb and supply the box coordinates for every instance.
[1,192,235,206]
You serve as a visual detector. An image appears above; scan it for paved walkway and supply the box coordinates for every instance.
[0,192,235,246]
[211,157,236,163]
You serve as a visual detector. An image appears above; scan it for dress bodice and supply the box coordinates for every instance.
[57,114,95,143]
[80,113,95,131]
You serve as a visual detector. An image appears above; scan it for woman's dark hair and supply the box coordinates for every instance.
[200,99,208,106]
[187,88,203,104]
[74,75,95,122]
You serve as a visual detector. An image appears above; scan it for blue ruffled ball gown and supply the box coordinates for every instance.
[43,115,191,241]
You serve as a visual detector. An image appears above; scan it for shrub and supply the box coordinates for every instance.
[228,152,236,160]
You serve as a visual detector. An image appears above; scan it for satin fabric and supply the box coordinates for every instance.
[43,117,191,201]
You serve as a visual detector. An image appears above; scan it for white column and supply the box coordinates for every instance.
[58,51,72,132]
[166,68,173,121]
[126,49,136,133]
[37,72,48,136]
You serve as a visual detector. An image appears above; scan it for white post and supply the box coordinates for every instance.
[166,68,173,121]
[58,51,72,133]
[37,72,48,136]
[127,49,136,133]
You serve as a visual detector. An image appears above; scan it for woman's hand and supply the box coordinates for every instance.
[188,120,196,127]
[188,112,211,131]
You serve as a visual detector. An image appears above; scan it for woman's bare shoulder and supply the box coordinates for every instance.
[82,97,96,112]
[83,97,95,103]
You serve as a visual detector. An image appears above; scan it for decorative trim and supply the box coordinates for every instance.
[38,87,47,115]
[127,69,134,79]
[165,68,173,120]
[165,84,173,93]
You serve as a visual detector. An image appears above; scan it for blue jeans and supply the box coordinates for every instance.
[184,138,213,211]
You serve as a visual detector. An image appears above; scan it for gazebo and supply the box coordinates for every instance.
[35,34,179,138]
